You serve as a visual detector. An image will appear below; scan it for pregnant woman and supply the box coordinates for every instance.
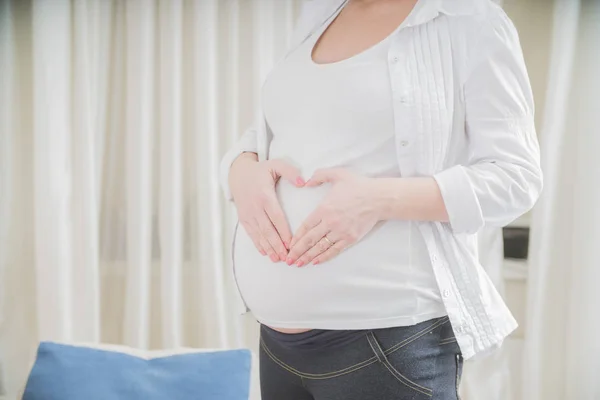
[220,0,542,398]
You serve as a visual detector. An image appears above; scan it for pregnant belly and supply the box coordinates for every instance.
[233,181,436,328]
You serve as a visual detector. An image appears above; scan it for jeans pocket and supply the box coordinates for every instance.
[366,332,434,397]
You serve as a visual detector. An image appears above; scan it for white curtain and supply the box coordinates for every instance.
[0,0,299,398]
[524,0,600,399]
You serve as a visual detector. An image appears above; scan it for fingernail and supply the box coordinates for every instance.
[286,258,294,266]
[260,250,266,256]
[270,254,279,262]
[296,177,305,186]
[313,260,319,265]
[296,260,304,267]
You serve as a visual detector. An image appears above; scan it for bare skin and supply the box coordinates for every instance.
[229,152,305,262]
[229,0,448,334]
[311,0,418,65]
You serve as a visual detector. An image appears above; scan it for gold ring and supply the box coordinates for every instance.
[322,236,333,246]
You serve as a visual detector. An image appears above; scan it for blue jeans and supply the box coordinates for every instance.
[260,316,463,400]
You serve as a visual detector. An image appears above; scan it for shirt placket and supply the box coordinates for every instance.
[388,31,417,178]
[389,28,477,358]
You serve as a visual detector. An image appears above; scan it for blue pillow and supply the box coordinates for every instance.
[23,342,252,400]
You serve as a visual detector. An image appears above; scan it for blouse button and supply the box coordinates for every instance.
[391,56,399,64]
[443,290,450,298]
[400,140,409,147]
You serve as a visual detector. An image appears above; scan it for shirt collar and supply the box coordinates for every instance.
[405,0,479,27]
[318,0,479,30]
[302,0,480,51]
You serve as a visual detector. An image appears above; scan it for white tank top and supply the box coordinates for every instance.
[233,14,446,329]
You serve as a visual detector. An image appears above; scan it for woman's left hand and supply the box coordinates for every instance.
[286,168,383,267]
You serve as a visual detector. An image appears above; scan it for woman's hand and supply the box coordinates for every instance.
[286,168,383,267]
[229,153,305,262]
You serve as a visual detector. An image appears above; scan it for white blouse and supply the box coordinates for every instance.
[220,0,543,360]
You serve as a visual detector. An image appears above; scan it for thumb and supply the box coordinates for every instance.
[268,159,305,187]
[305,168,344,187]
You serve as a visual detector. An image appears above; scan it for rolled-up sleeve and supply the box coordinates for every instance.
[434,10,543,235]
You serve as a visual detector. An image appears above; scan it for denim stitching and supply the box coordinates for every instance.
[383,317,450,356]
[367,332,433,396]
[381,362,434,397]
[260,317,449,380]
[439,337,457,345]
[439,337,456,342]
[260,338,376,376]
[260,339,378,379]
[366,335,383,363]
[300,375,307,389]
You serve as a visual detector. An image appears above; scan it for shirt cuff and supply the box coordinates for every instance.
[434,165,485,235]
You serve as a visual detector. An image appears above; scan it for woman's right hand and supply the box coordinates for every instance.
[229,153,305,262]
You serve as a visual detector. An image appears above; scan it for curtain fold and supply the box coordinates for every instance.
[0,0,14,334]
[32,0,74,342]
[123,0,155,349]
[0,1,15,394]
[71,0,102,343]
[158,0,184,350]
[524,0,600,399]
[0,1,302,397]
[191,0,229,349]
[0,1,37,397]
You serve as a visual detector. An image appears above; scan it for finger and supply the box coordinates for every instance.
[287,223,329,266]
[264,197,292,250]
[312,239,348,265]
[289,212,322,249]
[252,217,279,261]
[258,212,288,261]
[242,222,267,256]
[304,168,345,187]
[269,159,305,187]
[295,236,335,268]
[258,234,278,261]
